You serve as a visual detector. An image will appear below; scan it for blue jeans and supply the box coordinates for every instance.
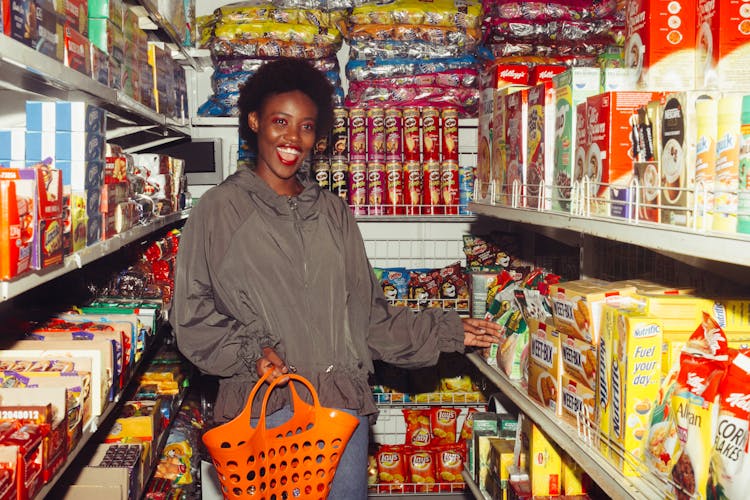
[254,406,370,500]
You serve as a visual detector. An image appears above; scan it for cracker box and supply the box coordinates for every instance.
[527,323,562,414]
[504,89,528,207]
[526,421,562,496]
[697,0,750,91]
[624,0,696,90]
[585,91,663,217]
[638,294,714,332]
[549,279,636,344]
[525,81,555,210]
[560,372,596,429]
[561,333,597,390]
[610,309,662,476]
[551,68,601,213]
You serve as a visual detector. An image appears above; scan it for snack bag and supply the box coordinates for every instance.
[405,447,437,493]
[376,444,407,493]
[377,267,410,306]
[708,350,750,499]
[434,444,465,492]
[407,269,440,309]
[437,262,469,311]
[403,409,431,447]
[429,407,459,445]
[459,407,479,455]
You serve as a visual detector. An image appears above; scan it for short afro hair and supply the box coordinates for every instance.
[237,58,335,153]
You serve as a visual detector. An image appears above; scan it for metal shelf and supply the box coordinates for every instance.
[191,116,238,127]
[1,210,190,302]
[136,0,198,69]
[460,470,489,500]
[469,202,750,267]
[466,352,665,500]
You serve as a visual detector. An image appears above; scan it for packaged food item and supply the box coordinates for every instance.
[376,444,407,493]
[527,420,561,496]
[402,409,431,447]
[527,323,562,414]
[434,444,464,491]
[405,447,437,493]
[429,407,458,445]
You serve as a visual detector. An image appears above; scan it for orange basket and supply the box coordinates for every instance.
[203,371,360,500]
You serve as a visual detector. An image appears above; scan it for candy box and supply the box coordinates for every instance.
[0,423,47,500]
[64,24,91,76]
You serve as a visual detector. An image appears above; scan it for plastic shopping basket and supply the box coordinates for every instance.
[203,371,360,500]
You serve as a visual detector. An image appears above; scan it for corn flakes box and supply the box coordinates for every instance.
[527,323,562,414]
[561,333,597,391]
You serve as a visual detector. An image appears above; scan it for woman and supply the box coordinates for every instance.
[171,58,503,499]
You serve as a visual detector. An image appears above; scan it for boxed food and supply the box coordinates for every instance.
[468,412,498,484]
[560,372,596,428]
[64,25,91,76]
[560,333,597,390]
[526,421,561,496]
[525,81,555,210]
[697,0,750,91]
[504,89,528,208]
[0,423,46,500]
[527,323,562,414]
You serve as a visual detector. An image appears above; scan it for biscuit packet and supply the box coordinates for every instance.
[708,350,750,499]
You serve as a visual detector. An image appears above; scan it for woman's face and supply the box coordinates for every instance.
[248,90,318,195]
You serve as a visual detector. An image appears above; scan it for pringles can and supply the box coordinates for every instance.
[441,160,459,215]
[348,161,367,215]
[384,107,403,162]
[441,107,459,162]
[422,106,440,162]
[313,158,330,190]
[422,159,442,214]
[403,159,422,215]
[366,106,386,163]
[403,107,421,161]
[349,106,367,163]
[331,160,348,202]
[367,162,386,215]
[331,107,349,161]
[385,160,404,215]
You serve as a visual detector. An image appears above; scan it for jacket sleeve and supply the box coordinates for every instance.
[340,207,465,369]
[171,194,277,378]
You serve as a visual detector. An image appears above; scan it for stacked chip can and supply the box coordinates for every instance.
[459,165,474,214]
[331,160,348,203]
[422,106,440,162]
[367,162,386,215]
[441,160,459,215]
[385,160,404,215]
[349,161,367,215]
[366,107,386,164]
[403,107,421,161]
[441,107,459,161]
[403,160,422,215]
[331,107,349,160]
[422,160,442,215]
[349,107,366,163]
[313,159,330,191]
[384,107,403,162]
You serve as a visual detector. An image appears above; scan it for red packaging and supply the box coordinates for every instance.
[64,25,91,77]
[349,107,367,163]
[402,160,422,215]
[440,160,459,215]
[406,448,437,493]
[402,409,431,447]
[0,176,33,280]
[505,89,529,207]
[348,161,367,215]
[403,107,421,161]
[331,107,349,160]
[529,65,568,86]
[441,107,459,161]
[422,160,442,215]
[367,162,386,215]
[366,107,386,163]
[422,107,440,161]
[435,445,465,491]
[376,445,407,493]
[385,161,404,215]
[384,107,403,162]
[429,407,459,445]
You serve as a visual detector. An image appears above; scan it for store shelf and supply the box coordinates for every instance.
[369,484,472,498]
[356,214,476,223]
[469,202,750,267]
[460,470,489,500]
[1,210,190,302]
[136,0,199,69]
[466,352,665,500]
[373,392,486,406]
[191,116,238,127]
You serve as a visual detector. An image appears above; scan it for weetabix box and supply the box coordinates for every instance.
[560,372,596,428]
[697,0,750,91]
[624,0,696,90]
[585,91,662,217]
[610,309,662,477]
[561,333,597,391]
[504,88,528,207]
[551,68,601,213]
[527,324,562,415]
[525,81,556,210]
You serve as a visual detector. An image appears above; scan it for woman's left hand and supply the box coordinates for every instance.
[461,318,504,347]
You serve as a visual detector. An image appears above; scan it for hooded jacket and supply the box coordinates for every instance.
[171,167,464,422]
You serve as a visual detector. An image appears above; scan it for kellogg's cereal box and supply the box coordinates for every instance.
[697,0,750,91]
[505,89,528,207]
[526,82,555,210]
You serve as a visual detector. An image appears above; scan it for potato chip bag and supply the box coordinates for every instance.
[406,447,438,493]
[430,407,459,445]
[376,444,407,493]
[403,409,431,447]
[459,407,480,454]
[434,444,465,492]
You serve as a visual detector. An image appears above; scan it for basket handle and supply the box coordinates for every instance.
[232,369,275,426]
[256,373,321,433]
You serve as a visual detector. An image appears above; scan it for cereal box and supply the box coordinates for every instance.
[526,420,562,496]
[549,279,636,344]
[697,0,750,91]
[551,67,601,213]
[476,85,495,204]
[624,0,696,90]
[713,298,750,331]
[585,91,663,217]
[560,372,597,429]
[561,333,597,391]
[525,82,555,210]
[638,294,714,332]
[527,324,562,414]
[505,89,528,208]
[610,309,662,476]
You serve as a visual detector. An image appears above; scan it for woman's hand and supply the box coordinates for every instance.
[461,318,504,348]
[255,346,290,384]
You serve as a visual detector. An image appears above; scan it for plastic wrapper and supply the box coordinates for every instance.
[486,41,611,59]
[345,81,479,117]
[483,18,621,45]
[213,56,338,75]
[272,0,368,10]
[346,56,477,82]
[348,68,476,89]
[197,93,239,117]
[483,0,618,21]
[349,0,482,29]
[489,52,600,68]
[215,2,346,28]
[208,37,339,59]
[213,68,341,95]
[347,23,481,49]
[348,39,470,60]
[213,21,342,46]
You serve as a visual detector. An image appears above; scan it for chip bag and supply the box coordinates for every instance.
[405,447,437,493]
[434,444,465,492]
[376,444,407,493]
[403,409,431,447]
[430,407,459,445]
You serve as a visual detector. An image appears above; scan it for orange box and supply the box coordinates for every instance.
[624,0,696,90]
[525,82,555,210]
[504,89,528,207]
[697,0,750,90]
[585,91,663,217]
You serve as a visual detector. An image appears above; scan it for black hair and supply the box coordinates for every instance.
[237,58,335,153]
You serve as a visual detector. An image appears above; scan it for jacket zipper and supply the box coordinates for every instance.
[287,197,308,286]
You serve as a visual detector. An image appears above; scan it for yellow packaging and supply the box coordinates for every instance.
[549,279,636,344]
[661,330,692,376]
[527,324,562,414]
[561,453,587,496]
[713,93,741,232]
[560,333,597,390]
[560,373,596,429]
[610,309,662,477]
[638,294,714,331]
[488,438,515,500]
[609,279,695,295]
[527,421,562,496]
[712,298,750,332]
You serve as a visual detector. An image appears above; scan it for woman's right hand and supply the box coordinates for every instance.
[255,346,289,384]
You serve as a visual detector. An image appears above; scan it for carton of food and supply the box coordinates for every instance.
[527,324,562,414]
[697,0,750,91]
[525,81,556,210]
[560,372,596,429]
[560,333,597,391]
[526,420,562,496]
[504,88,529,207]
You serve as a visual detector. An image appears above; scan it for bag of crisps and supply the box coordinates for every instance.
[434,444,466,492]
[405,447,438,493]
[376,444,407,493]
[430,407,459,445]
[403,409,431,447]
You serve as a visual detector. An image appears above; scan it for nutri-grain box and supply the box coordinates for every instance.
[697,0,750,90]
[624,0,696,90]
[585,91,663,217]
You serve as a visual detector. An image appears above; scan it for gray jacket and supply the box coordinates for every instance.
[171,167,464,422]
